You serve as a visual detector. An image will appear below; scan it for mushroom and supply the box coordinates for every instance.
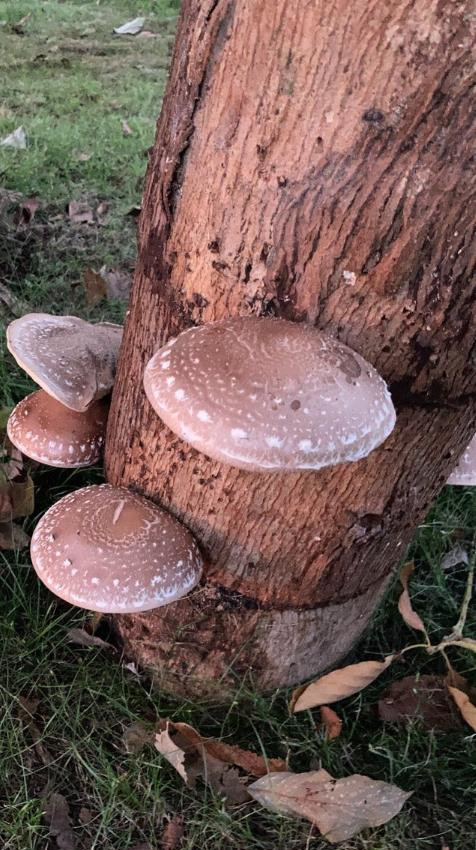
[30,484,203,612]
[7,390,108,468]
[144,316,396,472]
[447,434,476,486]
[7,313,123,412]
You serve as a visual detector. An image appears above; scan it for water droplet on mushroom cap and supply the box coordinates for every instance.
[447,434,476,486]
[7,313,123,412]
[7,389,108,468]
[144,317,396,472]
[30,484,203,613]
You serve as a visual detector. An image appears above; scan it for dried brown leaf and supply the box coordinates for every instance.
[447,638,476,654]
[122,119,133,136]
[155,720,274,804]
[68,200,93,224]
[66,628,114,651]
[44,793,75,850]
[398,562,427,634]
[448,686,476,731]
[78,807,93,825]
[292,656,394,712]
[319,706,342,740]
[96,201,109,218]
[83,267,107,306]
[248,770,411,843]
[161,815,184,850]
[378,675,461,731]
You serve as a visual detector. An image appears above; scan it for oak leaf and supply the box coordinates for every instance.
[398,561,427,634]
[248,769,410,843]
[161,815,184,850]
[448,686,476,731]
[291,656,394,712]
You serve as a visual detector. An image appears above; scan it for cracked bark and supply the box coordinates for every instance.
[106,0,476,700]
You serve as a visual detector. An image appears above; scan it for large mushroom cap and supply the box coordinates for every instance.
[7,390,108,468]
[30,484,203,612]
[7,313,123,412]
[447,434,476,486]
[144,317,396,472]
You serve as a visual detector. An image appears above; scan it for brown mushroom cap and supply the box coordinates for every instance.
[30,485,203,613]
[7,313,122,412]
[144,317,396,472]
[447,434,476,486]
[7,390,108,468]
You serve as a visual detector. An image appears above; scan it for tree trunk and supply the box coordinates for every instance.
[105,0,475,700]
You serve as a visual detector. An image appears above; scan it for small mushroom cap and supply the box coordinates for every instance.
[144,317,396,472]
[7,390,108,468]
[30,484,203,613]
[447,434,476,486]
[7,313,123,412]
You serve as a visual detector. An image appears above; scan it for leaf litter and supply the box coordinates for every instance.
[248,769,411,843]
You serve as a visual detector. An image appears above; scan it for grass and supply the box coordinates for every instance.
[0,2,475,848]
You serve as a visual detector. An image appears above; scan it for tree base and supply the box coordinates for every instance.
[112,575,388,702]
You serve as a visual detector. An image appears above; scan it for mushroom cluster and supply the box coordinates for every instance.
[8,312,401,618]
[7,314,122,468]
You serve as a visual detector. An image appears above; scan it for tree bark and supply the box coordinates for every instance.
[106,0,476,700]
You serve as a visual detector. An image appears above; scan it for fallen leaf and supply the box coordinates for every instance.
[248,770,411,843]
[448,687,476,731]
[12,11,31,32]
[398,562,427,634]
[318,706,342,740]
[113,17,145,35]
[123,721,154,754]
[44,793,75,850]
[68,200,94,224]
[161,815,184,850]
[66,627,114,651]
[137,30,157,39]
[0,521,30,549]
[78,807,93,825]
[1,126,27,149]
[378,675,462,731]
[83,267,107,306]
[291,656,394,712]
[441,545,469,570]
[75,151,92,162]
[122,119,133,136]
[123,660,141,677]
[446,637,476,654]
[9,473,35,519]
[155,720,278,804]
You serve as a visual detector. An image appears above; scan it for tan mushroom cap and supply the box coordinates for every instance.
[30,485,203,613]
[7,390,108,468]
[7,313,123,412]
[447,434,476,486]
[144,316,396,472]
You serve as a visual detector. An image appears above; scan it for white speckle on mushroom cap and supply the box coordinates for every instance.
[6,313,123,412]
[30,484,203,613]
[7,390,109,468]
[143,316,396,472]
[447,433,476,486]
